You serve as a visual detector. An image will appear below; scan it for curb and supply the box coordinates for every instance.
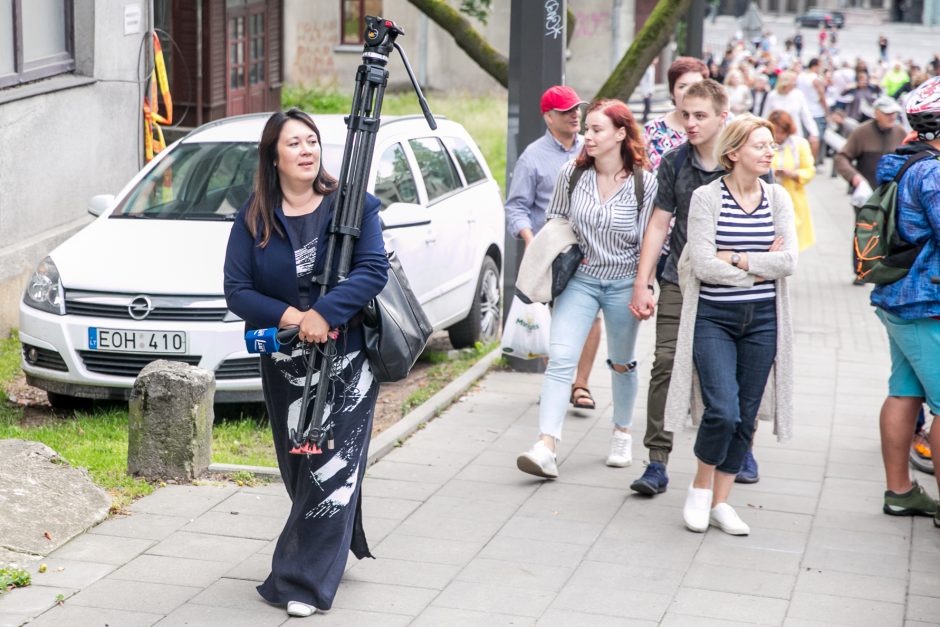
[207,349,500,476]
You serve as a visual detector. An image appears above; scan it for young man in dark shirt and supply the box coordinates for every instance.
[629,79,773,494]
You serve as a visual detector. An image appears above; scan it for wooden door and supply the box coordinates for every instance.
[226,2,267,116]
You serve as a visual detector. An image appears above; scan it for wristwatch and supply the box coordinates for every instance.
[730,253,742,267]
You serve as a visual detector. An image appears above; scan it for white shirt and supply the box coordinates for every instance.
[797,71,826,118]
[761,88,819,137]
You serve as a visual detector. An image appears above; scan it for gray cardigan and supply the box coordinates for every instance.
[664,177,798,442]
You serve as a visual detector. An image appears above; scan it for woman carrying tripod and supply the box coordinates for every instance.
[224,108,389,617]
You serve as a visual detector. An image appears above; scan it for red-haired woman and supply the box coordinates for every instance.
[517,100,658,479]
[644,56,710,171]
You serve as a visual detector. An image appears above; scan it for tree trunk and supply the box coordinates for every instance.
[594,0,694,101]
[406,0,508,88]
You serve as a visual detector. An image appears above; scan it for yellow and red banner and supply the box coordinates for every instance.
[143,32,173,162]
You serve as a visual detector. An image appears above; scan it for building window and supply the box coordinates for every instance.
[341,0,382,45]
[1,0,74,89]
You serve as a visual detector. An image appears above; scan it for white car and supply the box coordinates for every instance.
[18,113,504,407]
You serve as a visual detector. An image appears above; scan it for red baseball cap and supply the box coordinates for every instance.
[540,85,586,114]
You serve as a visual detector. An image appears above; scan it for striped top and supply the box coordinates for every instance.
[699,179,777,303]
[546,160,658,281]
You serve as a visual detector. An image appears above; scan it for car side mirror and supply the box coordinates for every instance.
[380,202,432,231]
[87,194,115,217]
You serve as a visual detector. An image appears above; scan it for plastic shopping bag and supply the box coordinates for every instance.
[500,296,551,359]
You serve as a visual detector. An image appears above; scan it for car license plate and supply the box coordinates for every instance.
[88,328,187,354]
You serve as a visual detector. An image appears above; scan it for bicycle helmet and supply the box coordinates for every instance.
[905,75,940,141]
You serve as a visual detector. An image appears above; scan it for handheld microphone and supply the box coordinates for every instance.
[245,326,301,354]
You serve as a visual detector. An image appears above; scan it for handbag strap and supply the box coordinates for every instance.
[633,168,644,211]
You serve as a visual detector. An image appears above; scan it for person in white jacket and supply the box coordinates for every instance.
[759,70,820,158]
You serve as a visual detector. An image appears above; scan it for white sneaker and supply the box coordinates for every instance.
[287,601,317,617]
[605,430,632,467]
[683,485,713,533]
[710,502,750,535]
[516,441,559,479]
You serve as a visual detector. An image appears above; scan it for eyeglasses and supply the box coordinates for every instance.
[752,142,780,152]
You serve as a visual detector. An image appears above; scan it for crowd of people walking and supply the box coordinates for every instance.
[508,33,940,541]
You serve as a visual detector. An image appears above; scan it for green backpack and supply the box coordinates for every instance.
[854,150,937,284]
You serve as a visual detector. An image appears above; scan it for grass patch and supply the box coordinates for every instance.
[282,87,508,191]
[401,341,496,414]
[212,413,276,468]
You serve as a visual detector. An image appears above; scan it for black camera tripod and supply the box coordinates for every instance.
[286,16,436,455]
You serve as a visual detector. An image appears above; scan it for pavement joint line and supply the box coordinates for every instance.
[207,348,501,478]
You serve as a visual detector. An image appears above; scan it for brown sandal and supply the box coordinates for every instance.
[570,385,596,410]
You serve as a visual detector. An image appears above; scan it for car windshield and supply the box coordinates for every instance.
[112,142,257,220]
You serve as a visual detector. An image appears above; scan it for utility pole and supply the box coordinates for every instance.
[502,0,567,372]
[685,0,706,59]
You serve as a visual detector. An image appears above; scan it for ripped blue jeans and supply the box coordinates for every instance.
[538,270,642,441]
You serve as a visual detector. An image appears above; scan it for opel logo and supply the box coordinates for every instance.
[128,296,153,320]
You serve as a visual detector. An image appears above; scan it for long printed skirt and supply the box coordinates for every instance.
[256,342,378,611]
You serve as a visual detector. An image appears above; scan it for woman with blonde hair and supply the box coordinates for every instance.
[768,109,816,250]
[725,68,754,116]
[665,115,797,536]
[760,70,820,158]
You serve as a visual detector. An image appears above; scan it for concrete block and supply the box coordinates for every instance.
[209,491,290,519]
[694,542,803,575]
[365,460,461,484]
[360,477,439,501]
[801,544,909,579]
[808,525,910,556]
[412,606,536,626]
[128,360,215,481]
[224,552,270,582]
[456,557,574,592]
[538,609,656,626]
[813,507,911,537]
[794,569,906,605]
[50,534,154,565]
[515,482,626,524]
[700,524,809,555]
[313,608,412,625]
[660,615,755,627]
[183,510,283,541]
[129,484,237,518]
[68,578,200,614]
[682,562,796,600]
[330,580,437,616]
[145,531,268,563]
[24,605,161,627]
[344,556,459,590]
[432,580,554,617]
[109,554,234,587]
[155,602,285,627]
[787,591,904,626]
[374,533,482,566]
[361,495,423,521]
[908,568,940,598]
[478,535,589,568]
[907,595,940,623]
[188,577,269,610]
[551,579,671,621]
[393,509,505,543]
[667,587,788,624]
[434,477,539,504]
[26,557,116,590]
[88,512,191,541]
[0,585,77,620]
[498,515,605,547]
[586,534,699,572]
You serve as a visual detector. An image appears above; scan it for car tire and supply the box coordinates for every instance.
[447,256,501,349]
[46,391,90,412]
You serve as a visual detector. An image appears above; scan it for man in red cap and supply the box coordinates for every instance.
[505,85,603,414]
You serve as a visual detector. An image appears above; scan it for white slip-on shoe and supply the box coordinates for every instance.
[683,485,713,533]
[287,601,317,617]
[516,441,559,478]
[710,502,750,535]
[606,430,633,467]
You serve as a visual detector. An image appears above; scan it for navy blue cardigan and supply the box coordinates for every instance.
[223,192,389,343]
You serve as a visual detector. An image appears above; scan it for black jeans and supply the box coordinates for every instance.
[692,298,777,474]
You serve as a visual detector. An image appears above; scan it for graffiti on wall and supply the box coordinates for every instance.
[573,9,612,38]
[294,20,338,85]
[544,1,564,39]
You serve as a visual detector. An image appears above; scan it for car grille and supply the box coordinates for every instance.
[77,351,201,378]
[215,356,261,380]
[22,344,69,372]
[64,291,229,321]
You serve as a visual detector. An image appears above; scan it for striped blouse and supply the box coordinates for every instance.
[699,179,777,303]
[546,160,658,281]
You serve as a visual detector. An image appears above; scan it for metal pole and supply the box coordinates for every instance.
[503,0,567,373]
[686,0,706,59]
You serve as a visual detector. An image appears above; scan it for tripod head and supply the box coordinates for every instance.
[363,16,404,62]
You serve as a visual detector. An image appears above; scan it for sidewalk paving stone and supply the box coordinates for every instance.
[786,590,905,626]
[22,605,162,627]
[7,170,940,625]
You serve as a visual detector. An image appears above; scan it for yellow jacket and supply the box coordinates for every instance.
[772,136,816,251]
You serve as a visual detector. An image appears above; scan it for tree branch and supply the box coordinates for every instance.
[407,0,509,88]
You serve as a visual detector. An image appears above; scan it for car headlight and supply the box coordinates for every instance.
[23,256,65,315]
